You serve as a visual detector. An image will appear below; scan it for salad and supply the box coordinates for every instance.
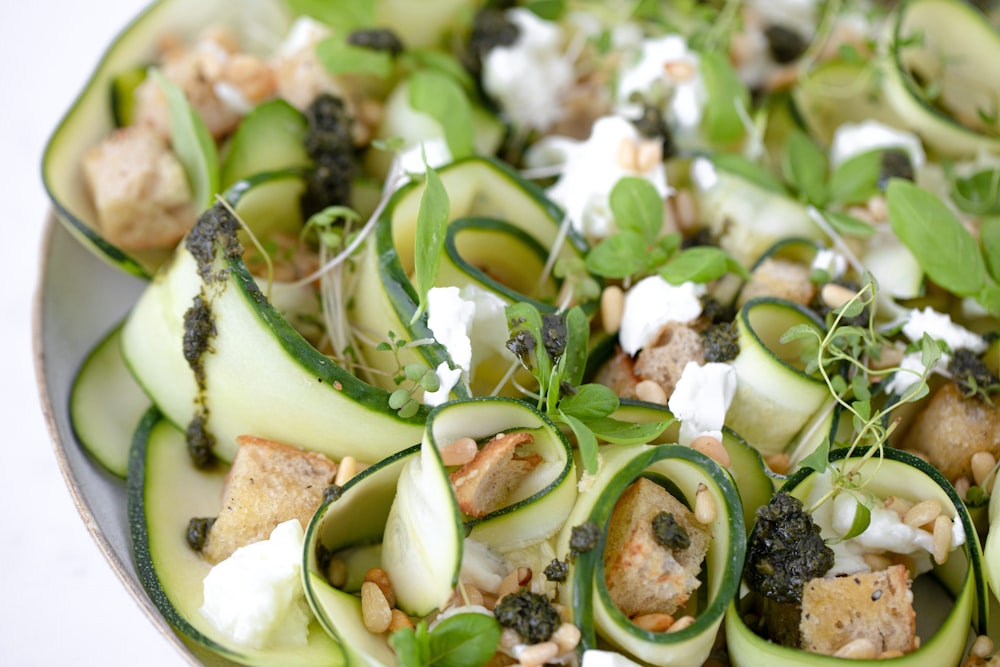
[41,0,1000,665]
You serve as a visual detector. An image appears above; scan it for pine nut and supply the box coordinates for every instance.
[632,613,675,632]
[617,138,638,171]
[327,558,347,588]
[482,592,498,611]
[462,583,484,607]
[862,553,892,572]
[932,514,952,565]
[690,435,730,468]
[636,139,663,173]
[365,568,395,608]
[954,476,971,502]
[695,483,717,524]
[667,615,695,632]
[670,190,698,232]
[335,456,361,486]
[498,567,532,599]
[440,437,478,466]
[663,60,695,81]
[884,495,914,519]
[361,581,392,633]
[636,380,667,405]
[971,451,997,489]
[765,452,790,475]
[389,609,413,632]
[903,499,942,528]
[972,635,995,658]
[820,283,856,311]
[500,627,521,649]
[601,286,625,334]
[879,650,905,659]
[518,641,560,666]
[833,637,878,659]
[552,622,582,652]
[867,195,888,222]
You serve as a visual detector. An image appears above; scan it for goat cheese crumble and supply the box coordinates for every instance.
[618,276,703,356]
[902,306,987,354]
[200,519,310,649]
[668,361,738,446]
[829,119,926,171]
[426,284,514,388]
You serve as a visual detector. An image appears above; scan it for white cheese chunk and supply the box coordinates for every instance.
[582,649,644,667]
[668,361,737,447]
[618,276,703,356]
[422,361,463,407]
[426,284,513,386]
[200,519,310,649]
[811,248,847,280]
[829,119,926,171]
[902,306,987,353]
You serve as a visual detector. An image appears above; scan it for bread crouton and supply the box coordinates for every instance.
[594,348,639,398]
[799,564,917,656]
[737,257,816,308]
[603,477,711,618]
[633,322,706,399]
[203,435,338,563]
[900,382,1000,482]
[82,125,196,250]
[449,431,542,518]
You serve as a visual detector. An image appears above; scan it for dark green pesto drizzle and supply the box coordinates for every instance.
[181,203,245,468]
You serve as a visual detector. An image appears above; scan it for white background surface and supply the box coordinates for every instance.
[2,0,187,664]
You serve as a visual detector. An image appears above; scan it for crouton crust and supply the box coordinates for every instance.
[203,435,337,563]
[737,257,816,308]
[449,431,542,518]
[799,564,917,656]
[603,477,710,618]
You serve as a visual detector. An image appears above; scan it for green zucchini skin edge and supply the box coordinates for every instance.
[568,444,746,666]
[727,446,988,667]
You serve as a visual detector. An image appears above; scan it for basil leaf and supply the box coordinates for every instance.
[560,411,599,475]
[782,129,829,207]
[584,230,648,278]
[389,623,429,667]
[887,179,986,297]
[659,246,748,284]
[524,0,566,20]
[411,160,450,324]
[951,168,1000,216]
[976,283,1000,316]
[698,50,749,144]
[586,417,673,445]
[428,613,501,667]
[981,216,1000,284]
[824,211,876,238]
[711,153,787,193]
[559,383,619,420]
[151,69,219,211]
[284,0,374,30]
[563,306,590,387]
[828,149,883,205]
[408,69,475,159]
[609,176,664,244]
[316,37,394,78]
[401,49,476,93]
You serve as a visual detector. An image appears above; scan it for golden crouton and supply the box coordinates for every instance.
[737,257,816,308]
[203,435,338,563]
[449,431,542,518]
[633,323,706,399]
[594,348,640,398]
[82,125,196,251]
[799,564,917,656]
[603,477,711,618]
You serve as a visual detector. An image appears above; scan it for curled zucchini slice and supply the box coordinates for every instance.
[557,444,745,667]
[728,447,988,667]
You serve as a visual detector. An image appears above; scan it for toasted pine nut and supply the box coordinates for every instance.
[670,190,698,232]
[440,437,478,466]
[365,568,395,608]
[690,435,730,468]
[884,495,914,519]
[500,627,521,649]
[862,553,892,572]
[361,581,392,633]
[462,583,484,607]
[932,514,952,565]
[327,558,347,588]
[820,283,856,311]
[663,60,695,81]
[954,476,971,502]
[971,451,997,489]
[846,205,876,225]
[636,379,667,404]
[335,456,363,486]
[667,615,695,632]
[867,195,888,222]
[497,567,532,599]
[695,483,717,524]
[833,637,878,659]
[972,635,995,658]
[518,641,560,666]
[601,286,625,334]
[632,613,674,632]
[388,609,413,632]
[553,622,582,652]
[636,140,663,173]
[552,602,571,622]
[617,137,638,171]
[903,499,942,528]
[765,452,790,475]
[879,650,905,659]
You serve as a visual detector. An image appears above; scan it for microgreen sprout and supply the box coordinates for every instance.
[376,331,438,418]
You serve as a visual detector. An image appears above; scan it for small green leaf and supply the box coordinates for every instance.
[659,246,748,284]
[316,37,395,78]
[981,216,1000,284]
[524,0,566,20]
[782,129,829,207]
[951,168,1000,216]
[828,149,883,205]
[563,306,590,387]
[836,297,865,320]
[586,417,674,445]
[560,411,599,475]
[411,160,451,324]
[584,231,648,278]
[976,282,1000,315]
[851,373,871,401]
[284,0,374,30]
[823,211,876,238]
[389,625,424,667]
[408,69,475,159]
[798,438,831,472]
[920,332,943,369]
[151,69,219,211]
[851,399,871,422]
[559,383,619,420]
[887,179,987,297]
[698,50,749,144]
[427,613,501,667]
[838,497,872,541]
[712,153,787,193]
[401,49,476,93]
[609,176,664,244]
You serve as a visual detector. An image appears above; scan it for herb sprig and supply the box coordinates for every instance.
[389,613,501,667]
